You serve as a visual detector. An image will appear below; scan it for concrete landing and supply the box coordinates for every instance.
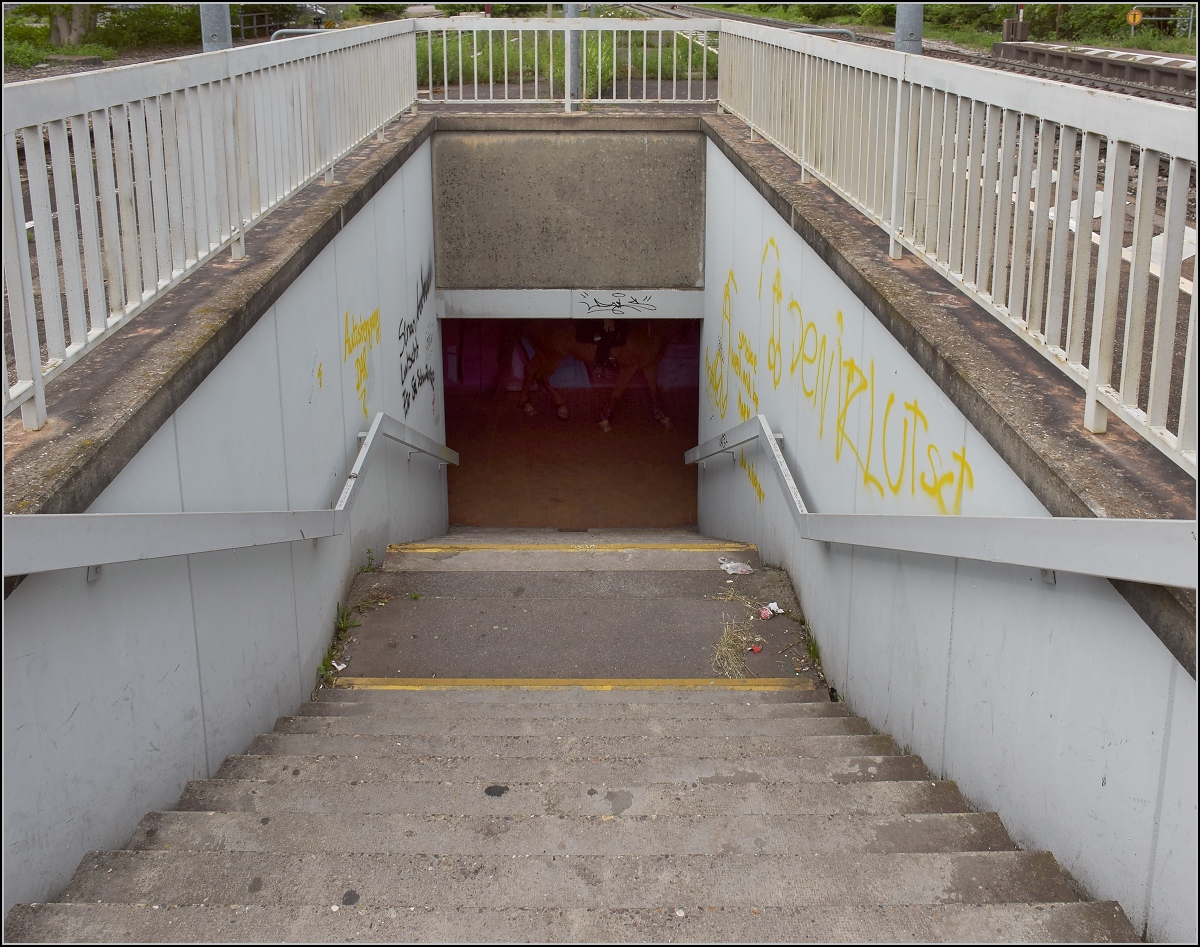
[339,530,823,683]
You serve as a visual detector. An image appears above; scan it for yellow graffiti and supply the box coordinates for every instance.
[762,238,784,389]
[705,270,736,420]
[317,362,324,388]
[739,447,765,503]
[702,236,977,514]
[343,308,381,418]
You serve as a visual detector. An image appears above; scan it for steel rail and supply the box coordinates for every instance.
[686,415,1198,590]
[637,2,1197,106]
[1,413,458,577]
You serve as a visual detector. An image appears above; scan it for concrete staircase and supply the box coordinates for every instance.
[4,534,1138,942]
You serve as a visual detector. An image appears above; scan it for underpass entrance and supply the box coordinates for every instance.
[442,318,700,529]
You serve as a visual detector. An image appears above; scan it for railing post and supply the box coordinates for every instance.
[888,75,910,259]
[563,22,573,112]
[323,52,336,183]
[1084,138,1132,433]
[2,132,48,430]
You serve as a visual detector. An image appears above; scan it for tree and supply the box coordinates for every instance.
[47,3,97,47]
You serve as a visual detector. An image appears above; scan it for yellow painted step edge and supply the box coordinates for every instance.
[387,542,754,553]
[334,677,813,691]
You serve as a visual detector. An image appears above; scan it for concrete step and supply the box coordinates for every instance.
[215,752,932,784]
[368,568,772,599]
[4,899,1141,943]
[271,708,853,738]
[245,726,879,759]
[315,684,830,704]
[59,850,1083,909]
[128,810,1016,855]
[294,697,840,719]
[177,778,971,817]
[384,544,759,573]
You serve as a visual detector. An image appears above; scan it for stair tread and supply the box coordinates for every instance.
[3,900,1140,944]
[271,711,857,738]
[294,699,842,718]
[129,810,1016,855]
[214,752,931,784]
[60,850,1084,909]
[176,778,971,816]
[314,686,831,703]
[246,729,886,758]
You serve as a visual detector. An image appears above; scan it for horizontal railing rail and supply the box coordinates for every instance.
[687,415,1198,590]
[412,17,720,109]
[2,21,418,431]
[718,21,1197,477]
[1,413,457,577]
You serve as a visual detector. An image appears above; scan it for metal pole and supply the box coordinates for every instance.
[894,3,923,55]
[200,4,233,53]
[565,2,581,104]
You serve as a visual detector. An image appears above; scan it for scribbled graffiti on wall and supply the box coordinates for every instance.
[706,237,975,514]
[401,263,437,418]
[344,308,381,418]
[578,291,657,316]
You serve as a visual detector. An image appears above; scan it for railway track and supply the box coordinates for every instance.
[632,2,1197,107]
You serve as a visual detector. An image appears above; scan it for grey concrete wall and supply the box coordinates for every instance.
[2,140,447,913]
[433,128,705,290]
[698,138,1197,944]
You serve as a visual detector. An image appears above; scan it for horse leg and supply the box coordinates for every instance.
[519,354,538,415]
[599,362,639,432]
[544,377,569,420]
[643,361,670,428]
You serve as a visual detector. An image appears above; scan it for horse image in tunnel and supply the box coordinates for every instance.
[515,320,676,432]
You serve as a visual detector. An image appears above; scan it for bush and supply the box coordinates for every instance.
[4,39,47,68]
[3,8,51,44]
[358,3,409,19]
[90,3,202,49]
[858,4,894,27]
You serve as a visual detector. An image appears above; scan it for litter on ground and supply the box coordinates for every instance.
[718,557,753,575]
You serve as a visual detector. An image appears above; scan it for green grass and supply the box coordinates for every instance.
[710,3,1197,56]
[4,40,116,69]
[416,27,715,96]
[316,602,362,688]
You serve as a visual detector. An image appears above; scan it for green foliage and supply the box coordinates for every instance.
[416,26,715,96]
[4,37,116,68]
[858,4,894,27]
[436,3,546,15]
[3,8,51,44]
[90,3,202,49]
[335,601,362,633]
[4,39,46,67]
[357,548,379,573]
[358,3,410,19]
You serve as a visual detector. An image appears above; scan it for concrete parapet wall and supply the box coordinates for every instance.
[432,117,705,290]
[697,119,1196,943]
[3,118,447,913]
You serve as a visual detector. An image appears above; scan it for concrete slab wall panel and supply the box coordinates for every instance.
[433,131,705,290]
[1,140,445,913]
[699,139,1197,943]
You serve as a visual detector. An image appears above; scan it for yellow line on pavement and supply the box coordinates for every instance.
[386,543,754,554]
[335,677,812,691]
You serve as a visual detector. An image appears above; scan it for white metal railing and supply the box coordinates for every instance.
[1,412,457,577]
[719,21,1198,477]
[412,17,719,108]
[2,21,418,431]
[687,415,1197,591]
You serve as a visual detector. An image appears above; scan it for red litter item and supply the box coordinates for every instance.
[759,607,772,620]
[751,644,763,654]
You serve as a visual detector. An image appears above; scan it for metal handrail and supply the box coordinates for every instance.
[686,415,1197,590]
[1,413,457,577]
